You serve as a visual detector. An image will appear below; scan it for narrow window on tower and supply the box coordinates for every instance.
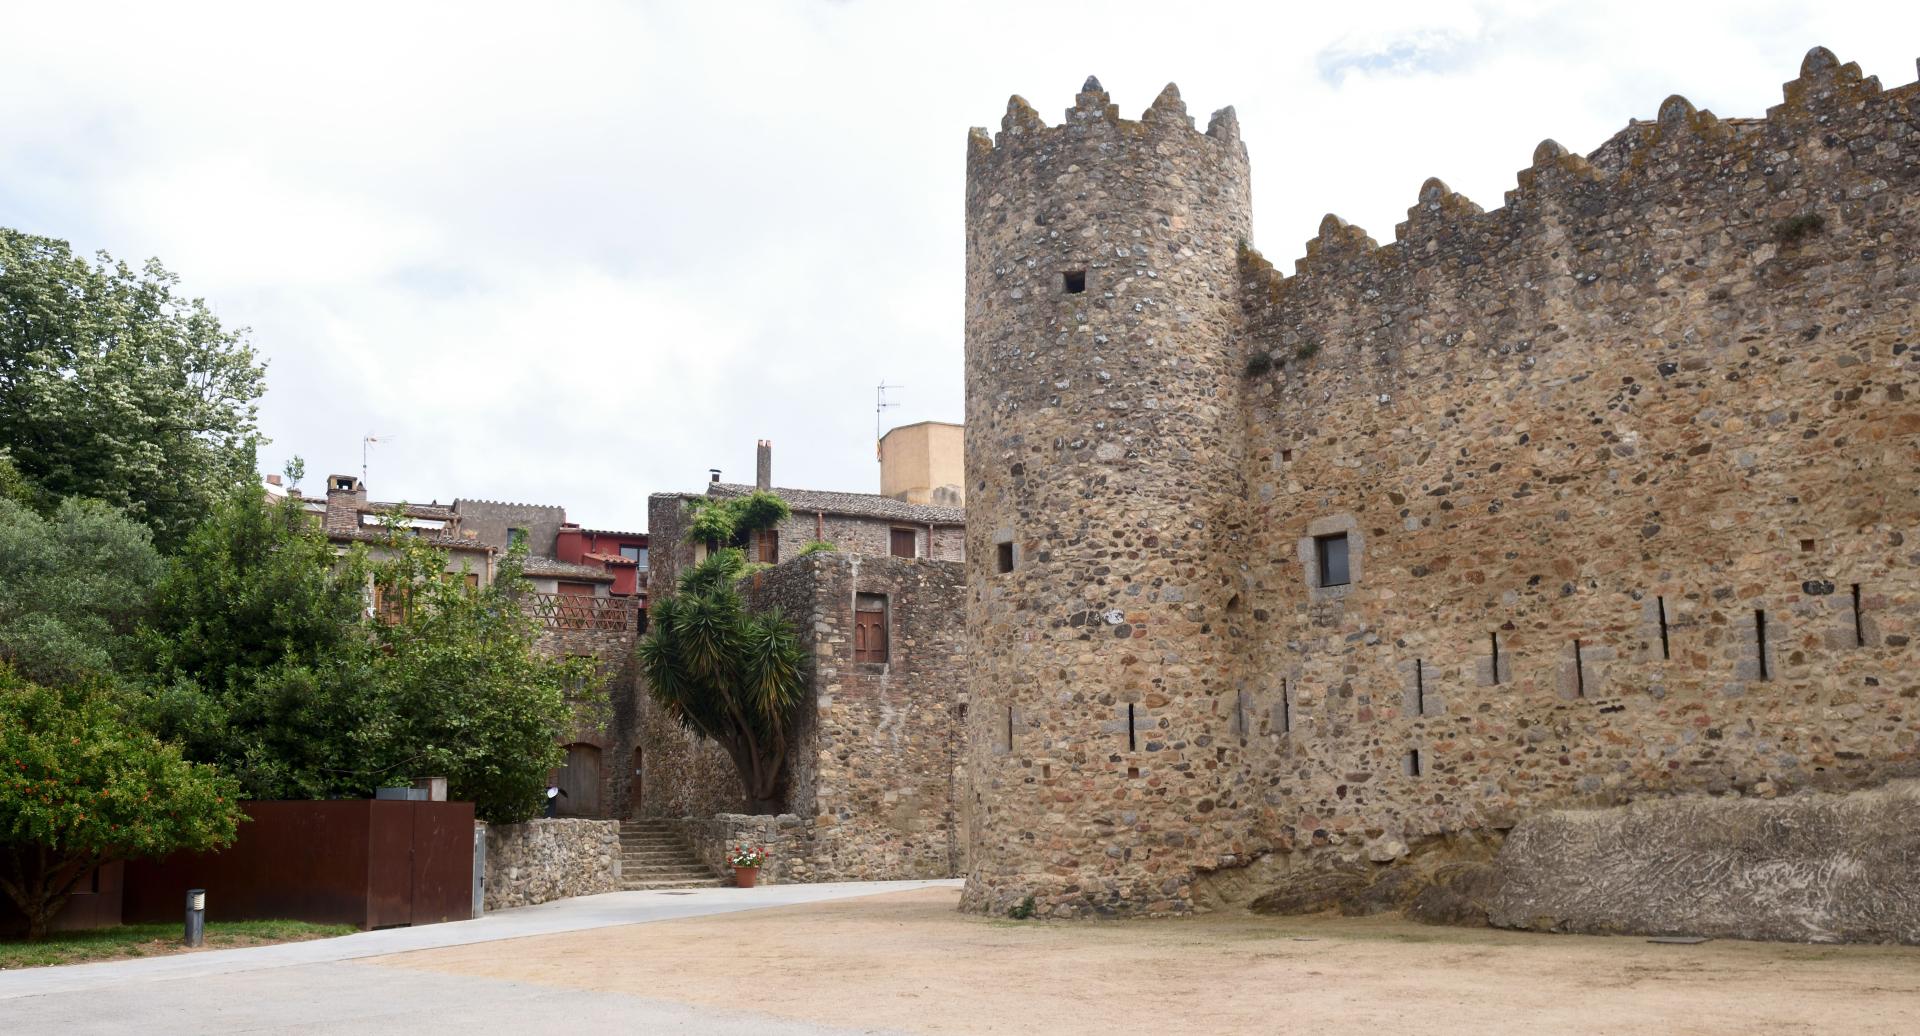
[1006,706,1015,751]
[1280,679,1292,735]
[1403,749,1423,777]
[1657,596,1671,660]
[1851,584,1865,647]
[1126,703,1137,752]
[1572,639,1586,698]
[1062,269,1087,294]
[996,542,1014,574]
[1754,609,1770,681]
[1489,632,1502,685]
[1314,532,1350,587]
[1414,659,1425,715]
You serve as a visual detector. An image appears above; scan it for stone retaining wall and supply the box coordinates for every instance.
[1487,781,1920,944]
[481,818,621,911]
[665,813,806,884]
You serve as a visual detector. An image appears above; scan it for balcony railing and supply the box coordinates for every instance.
[525,592,642,634]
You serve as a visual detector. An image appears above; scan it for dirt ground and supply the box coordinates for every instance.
[366,887,1920,1035]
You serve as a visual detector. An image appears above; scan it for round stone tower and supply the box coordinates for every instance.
[961,77,1253,918]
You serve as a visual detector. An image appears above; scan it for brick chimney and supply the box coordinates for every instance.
[756,440,772,492]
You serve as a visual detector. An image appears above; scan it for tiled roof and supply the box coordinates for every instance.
[328,528,492,552]
[705,483,964,525]
[582,551,637,567]
[521,556,616,581]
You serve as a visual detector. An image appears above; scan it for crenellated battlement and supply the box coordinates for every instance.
[966,75,1245,173]
[1240,46,1917,373]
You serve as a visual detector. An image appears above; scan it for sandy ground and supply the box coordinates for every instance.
[366,887,1920,1035]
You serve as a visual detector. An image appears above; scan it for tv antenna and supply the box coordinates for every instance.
[362,433,394,484]
[875,381,903,457]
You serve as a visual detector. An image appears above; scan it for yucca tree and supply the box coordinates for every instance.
[638,548,808,813]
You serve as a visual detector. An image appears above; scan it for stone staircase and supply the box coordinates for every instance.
[620,819,726,890]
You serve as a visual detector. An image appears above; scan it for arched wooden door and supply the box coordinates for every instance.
[555,743,602,816]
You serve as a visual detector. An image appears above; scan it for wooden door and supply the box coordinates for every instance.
[854,594,888,663]
[556,743,602,816]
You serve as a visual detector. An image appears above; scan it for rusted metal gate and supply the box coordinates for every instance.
[124,800,475,929]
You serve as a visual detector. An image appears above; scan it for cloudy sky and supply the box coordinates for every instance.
[5,2,1916,529]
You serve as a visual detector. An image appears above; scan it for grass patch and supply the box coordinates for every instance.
[0,919,355,970]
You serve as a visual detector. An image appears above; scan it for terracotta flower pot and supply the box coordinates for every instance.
[734,866,760,889]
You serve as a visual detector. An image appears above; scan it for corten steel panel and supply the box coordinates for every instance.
[367,800,417,928]
[408,801,476,925]
[0,861,124,935]
[124,801,375,927]
[123,800,474,929]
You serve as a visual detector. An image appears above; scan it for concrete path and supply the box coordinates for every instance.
[0,880,955,1034]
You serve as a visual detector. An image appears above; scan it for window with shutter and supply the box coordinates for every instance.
[890,528,916,558]
[854,593,889,663]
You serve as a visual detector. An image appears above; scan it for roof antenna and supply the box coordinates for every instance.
[876,381,903,459]
[362,433,394,485]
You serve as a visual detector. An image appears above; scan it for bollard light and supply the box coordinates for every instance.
[185,888,206,947]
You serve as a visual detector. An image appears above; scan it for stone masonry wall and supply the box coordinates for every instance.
[1231,49,1919,877]
[666,813,807,884]
[480,819,620,911]
[745,553,967,881]
[538,622,641,819]
[962,77,1255,918]
[962,50,1920,924]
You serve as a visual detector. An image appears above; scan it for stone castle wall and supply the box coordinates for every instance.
[962,50,1920,920]
[961,77,1257,918]
[1232,48,1919,870]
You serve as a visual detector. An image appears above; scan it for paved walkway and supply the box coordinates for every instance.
[0,880,955,1034]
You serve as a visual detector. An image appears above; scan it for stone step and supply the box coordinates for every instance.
[624,867,715,879]
[623,879,725,891]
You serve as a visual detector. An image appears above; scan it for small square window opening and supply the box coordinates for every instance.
[996,542,1014,574]
[1315,532,1351,587]
[1062,270,1087,294]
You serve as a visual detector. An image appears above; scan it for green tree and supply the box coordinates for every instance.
[360,532,595,823]
[0,228,266,548]
[0,497,163,687]
[638,548,808,813]
[141,492,592,823]
[0,668,243,940]
[141,487,373,800]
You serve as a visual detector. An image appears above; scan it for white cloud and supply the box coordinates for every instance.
[3,0,1916,527]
